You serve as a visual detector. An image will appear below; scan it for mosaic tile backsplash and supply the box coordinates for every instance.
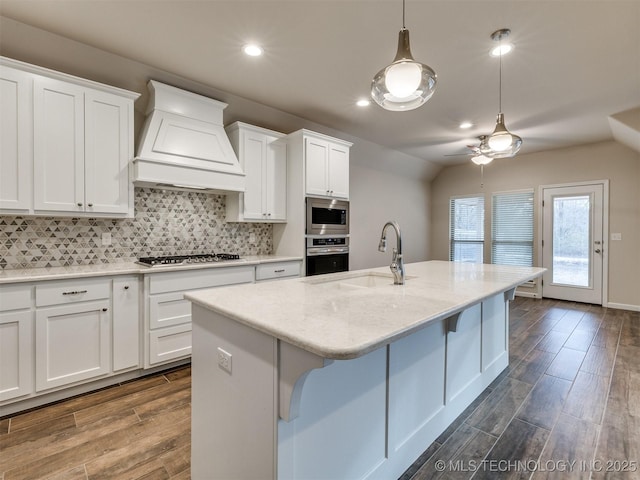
[0,187,272,270]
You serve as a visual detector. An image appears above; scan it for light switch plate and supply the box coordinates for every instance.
[611,233,622,241]
[101,232,112,246]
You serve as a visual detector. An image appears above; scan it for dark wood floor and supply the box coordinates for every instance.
[1,297,638,480]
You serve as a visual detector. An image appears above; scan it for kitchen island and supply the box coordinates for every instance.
[186,261,545,480]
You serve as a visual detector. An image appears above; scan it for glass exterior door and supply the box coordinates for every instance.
[542,184,604,304]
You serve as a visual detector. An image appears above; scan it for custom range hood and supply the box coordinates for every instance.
[133,80,245,192]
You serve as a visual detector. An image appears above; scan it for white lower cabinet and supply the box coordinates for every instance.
[34,277,112,392]
[0,284,34,401]
[112,276,140,372]
[35,299,110,391]
[144,266,255,368]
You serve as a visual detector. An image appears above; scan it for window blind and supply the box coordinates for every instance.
[491,190,534,266]
[449,195,485,263]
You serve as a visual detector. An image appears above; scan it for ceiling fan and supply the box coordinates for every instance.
[445,135,491,162]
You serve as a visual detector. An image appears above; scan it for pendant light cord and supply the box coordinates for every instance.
[402,0,406,29]
[498,36,503,113]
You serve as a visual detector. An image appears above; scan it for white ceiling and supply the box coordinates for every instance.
[1,0,639,165]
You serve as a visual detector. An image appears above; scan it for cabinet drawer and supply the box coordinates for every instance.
[148,266,254,294]
[149,291,191,329]
[0,284,33,311]
[255,262,301,281]
[149,324,192,366]
[36,278,110,307]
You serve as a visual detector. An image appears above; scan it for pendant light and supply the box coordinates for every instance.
[371,0,437,111]
[487,29,522,156]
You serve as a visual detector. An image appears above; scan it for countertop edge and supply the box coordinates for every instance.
[187,266,545,360]
[0,256,303,284]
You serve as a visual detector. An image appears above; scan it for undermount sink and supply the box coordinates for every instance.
[308,272,414,289]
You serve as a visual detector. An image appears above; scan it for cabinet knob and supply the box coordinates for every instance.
[267,213,271,216]
[88,203,93,207]
[77,202,83,207]
[124,285,130,290]
[102,308,108,312]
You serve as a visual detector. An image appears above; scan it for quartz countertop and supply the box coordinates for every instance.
[0,255,303,284]
[186,261,545,360]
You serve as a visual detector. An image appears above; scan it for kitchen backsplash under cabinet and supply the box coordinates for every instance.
[0,187,272,270]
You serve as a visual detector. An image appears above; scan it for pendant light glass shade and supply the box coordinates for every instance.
[488,113,522,154]
[371,2,437,111]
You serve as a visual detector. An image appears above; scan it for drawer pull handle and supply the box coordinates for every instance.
[62,290,88,295]
[124,285,130,290]
[102,308,108,312]
[274,269,285,273]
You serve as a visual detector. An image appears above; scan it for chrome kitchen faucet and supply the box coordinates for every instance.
[378,221,405,285]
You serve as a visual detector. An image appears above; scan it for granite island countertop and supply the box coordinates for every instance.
[0,255,303,284]
[186,260,545,360]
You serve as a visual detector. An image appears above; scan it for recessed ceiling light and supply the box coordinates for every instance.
[490,43,513,57]
[356,99,371,107]
[243,44,263,57]
[459,121,473,129]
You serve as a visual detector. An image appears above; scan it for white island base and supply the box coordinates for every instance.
[191,289,515,479]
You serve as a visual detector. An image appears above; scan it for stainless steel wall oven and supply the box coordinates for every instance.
[305,237,349,276]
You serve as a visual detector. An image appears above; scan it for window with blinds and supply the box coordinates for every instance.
[449,195,485,263]
[491,190,534,266]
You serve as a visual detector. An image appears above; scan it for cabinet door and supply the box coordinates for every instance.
[328,143,349,199]
[241,130,267,220]
[112,276,140,372]
[35,299,110,391]
[84,90,131,214]
[304,137,329,197]
[0,67,32,212]
[0,311,33,401]
[266,140,287,221]
[33,76,85,213]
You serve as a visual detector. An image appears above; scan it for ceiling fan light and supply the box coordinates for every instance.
[471,155,493,165]
[371,28,437,111]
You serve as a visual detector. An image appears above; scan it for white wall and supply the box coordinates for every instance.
[430,140,640,309]
[0,16,438,271]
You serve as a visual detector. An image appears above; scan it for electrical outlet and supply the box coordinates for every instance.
[101,232,112,246]
[249,233,256,244]
[217,347,232,374]
[611,233,622,241]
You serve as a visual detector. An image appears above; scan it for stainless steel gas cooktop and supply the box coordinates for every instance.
[136,253,242,267]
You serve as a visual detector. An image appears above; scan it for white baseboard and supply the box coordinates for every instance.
[606,302,640,312]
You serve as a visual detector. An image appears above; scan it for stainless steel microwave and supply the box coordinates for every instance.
[306,198,349,235]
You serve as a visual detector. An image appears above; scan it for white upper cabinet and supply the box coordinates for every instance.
[84,90,132,215]
[226,122,287,222]
[303,132,351,199]
[0,65,33,212]
[33,76,86,213]
[0,56,139,218]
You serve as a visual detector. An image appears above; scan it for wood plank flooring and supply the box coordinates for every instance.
[1,297,638,480]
